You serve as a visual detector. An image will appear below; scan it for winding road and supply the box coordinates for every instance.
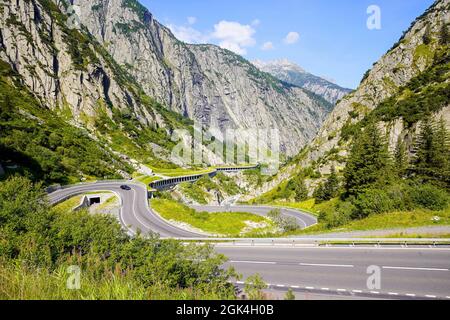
[47,181,450,300]
[47,181,317,238]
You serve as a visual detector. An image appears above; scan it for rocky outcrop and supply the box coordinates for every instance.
[253,59,352,105]
[73,0,333,156]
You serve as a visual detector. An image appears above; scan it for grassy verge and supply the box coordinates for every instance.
[54,193,117,213]
[151,199,275,237]
[0,261,233,300]
[262,198,450,236]
[132,173,160,190]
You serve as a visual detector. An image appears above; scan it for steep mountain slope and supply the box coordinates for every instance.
[253,59,352,105]
[73,0,333,156]
[247,0,450,200]
[0,0,194,183]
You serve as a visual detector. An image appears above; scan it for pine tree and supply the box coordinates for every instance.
[343,122,391,197]
[394,136,409,178]
[432,118,450,183]
[439,23,449,46]
[290,176,308,202]
[413,117,437,180]
[423,24,432,45]
[314,167,340,202]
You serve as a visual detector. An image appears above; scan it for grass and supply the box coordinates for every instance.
[338,208,450,231]
[263,198,450,237]
[151,199,275,237]
[0,261,231,300]
[54,195,83,212]
[132,173,160,190]
[54,193,117,213]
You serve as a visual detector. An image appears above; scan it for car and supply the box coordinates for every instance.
[120,185,131,191]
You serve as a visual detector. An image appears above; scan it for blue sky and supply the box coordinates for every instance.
[140,0,434,89]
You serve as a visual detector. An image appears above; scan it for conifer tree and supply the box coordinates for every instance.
[394,136,409,178]
[343,122,391,197]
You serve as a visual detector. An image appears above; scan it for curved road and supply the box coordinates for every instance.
[48,182,450,300]
[48,181,317,238]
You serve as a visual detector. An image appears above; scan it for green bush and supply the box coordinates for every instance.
[408,184,449,211]
[0,177,238,299]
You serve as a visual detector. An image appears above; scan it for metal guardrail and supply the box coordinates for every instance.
[170,237,450,246]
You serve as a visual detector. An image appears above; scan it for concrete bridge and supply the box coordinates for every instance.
[150,165,259,191]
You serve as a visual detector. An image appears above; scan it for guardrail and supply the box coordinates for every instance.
[169,237,450,246]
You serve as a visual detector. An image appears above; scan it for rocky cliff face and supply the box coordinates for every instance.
[253,59,352,105]
[73,0,333,156]
[0,0,165,129]
[246,0,450,199]
[0,0,196,173]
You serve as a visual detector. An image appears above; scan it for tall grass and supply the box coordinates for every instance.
[0,261,233,300]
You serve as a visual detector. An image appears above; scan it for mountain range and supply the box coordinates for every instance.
[253,59,352,105]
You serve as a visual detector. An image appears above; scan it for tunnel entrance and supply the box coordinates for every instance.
[89,197,101,206]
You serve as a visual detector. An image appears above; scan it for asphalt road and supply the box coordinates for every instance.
[48,182,450,300]
[217,246,450,300]
[47,182,317,238]
[48,182,203,238]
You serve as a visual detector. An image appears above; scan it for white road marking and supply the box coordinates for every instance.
[321,288,330,291]
[230,260,277,265]
[425,295,437,298]
[352,290,363,293]
[277,285,285,288]
[388,292,399,296]
[382,266,449,272]
[291,286,300,289]
[305,287,315,290]
[370,291,380,294]
[337,289,347,292]
[300,263,354,268]
[406,294,416,297]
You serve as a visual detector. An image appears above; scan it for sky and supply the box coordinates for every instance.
[140,0,435,89]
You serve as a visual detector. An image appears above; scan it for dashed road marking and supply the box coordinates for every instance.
[305,287,315,290]
[352,290,363,293]
[406,294,416,297]
[382,266,449,272]
[370,291,380,294]
[321,288,330,291]
[300,263,354,268]
[230,260,277,265]
[425,295,437,298]
[388,292,399,296]
[337,289,347,292]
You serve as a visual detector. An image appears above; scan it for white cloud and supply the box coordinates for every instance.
[261,41,274,51]
[187,16,197,25]
[283,31,300,44]
[212,20,256,55]
[168,24,209,44]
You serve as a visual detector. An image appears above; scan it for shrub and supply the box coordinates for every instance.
[352,188,397,219]
[408,184,449,211]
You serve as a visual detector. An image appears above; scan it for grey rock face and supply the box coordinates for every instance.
[0,0,167,130]
[253,59,353,105]
[73,0,333,156]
